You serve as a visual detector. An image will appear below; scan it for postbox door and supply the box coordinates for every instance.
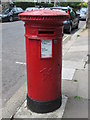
[26,37,62,101]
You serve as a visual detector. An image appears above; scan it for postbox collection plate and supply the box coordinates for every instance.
[41,40,52,58]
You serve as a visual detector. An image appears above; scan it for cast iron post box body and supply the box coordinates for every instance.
[19,10,68,113]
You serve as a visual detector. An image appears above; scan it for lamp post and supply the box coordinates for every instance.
[81,1,83,8]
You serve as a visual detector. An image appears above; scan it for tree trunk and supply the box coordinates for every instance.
[54,0,56,6]
[81,1,83,8]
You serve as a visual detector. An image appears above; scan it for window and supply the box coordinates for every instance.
[4,9,9,14]
[12,8,17,12]
[17,8,23,11]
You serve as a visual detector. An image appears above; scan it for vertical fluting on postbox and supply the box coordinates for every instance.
[19,10,69,113]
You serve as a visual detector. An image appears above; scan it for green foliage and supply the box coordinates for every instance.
[83,2,87,8]
[82,27,86,32]
[77,34,80,37]
[73,80,78,82]
[74,96,84,100]
[14,2,87,11]
[36,2,53,7]
[14,2,53,10]
[14,2,35,10]
[77,3,81,8]
[58,2,87,10]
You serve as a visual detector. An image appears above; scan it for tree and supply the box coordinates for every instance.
[54,0,56,6]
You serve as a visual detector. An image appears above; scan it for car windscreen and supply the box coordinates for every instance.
[17,8,23,11]
[25,8,33,11]
[60,8,67,12]
[51,7,61,10]
[25,8,39,11]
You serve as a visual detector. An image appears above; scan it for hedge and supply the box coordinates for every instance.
[14,2,54,10]
[14,2,87,11]
[59,2,87,10]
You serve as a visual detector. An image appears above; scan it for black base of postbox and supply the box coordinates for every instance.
[27,95,62,113]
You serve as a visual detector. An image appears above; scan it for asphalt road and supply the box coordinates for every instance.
[2,20,86,106]
[2,21,26,105]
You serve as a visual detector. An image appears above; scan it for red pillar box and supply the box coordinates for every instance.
[19,10,69,113]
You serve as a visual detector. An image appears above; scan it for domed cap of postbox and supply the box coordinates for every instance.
[19,10,69,26]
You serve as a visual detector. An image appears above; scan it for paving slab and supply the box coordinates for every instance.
[14,96,68,118]
[68,45,88,52]
[2,82,27,118]
[62,79,78,97]
[73,69,88,99]
[62,68,75,81]
[62,49,68,56]
[72,38,88,46]
[63,97,88,118]
[63,51,87,62]
[62,60,85,69]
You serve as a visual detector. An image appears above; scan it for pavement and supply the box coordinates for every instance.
[62,28,88,118]
[13,26,88,118]
[62,28,88,99]
[14,95,68,118]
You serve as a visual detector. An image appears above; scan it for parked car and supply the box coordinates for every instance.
[25,7,39,12]
[1,7,24,22]
[51,6,80,33]
[79,7,87,20]
[40,7,51,10]
[44,7,52,10]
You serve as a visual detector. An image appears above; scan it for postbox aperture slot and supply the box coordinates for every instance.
[38,31,54,35]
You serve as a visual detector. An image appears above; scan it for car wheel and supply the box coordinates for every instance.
[9,16,13,22]
[68,25,72,34]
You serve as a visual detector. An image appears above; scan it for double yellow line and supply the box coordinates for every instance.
[63,35,69,41]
